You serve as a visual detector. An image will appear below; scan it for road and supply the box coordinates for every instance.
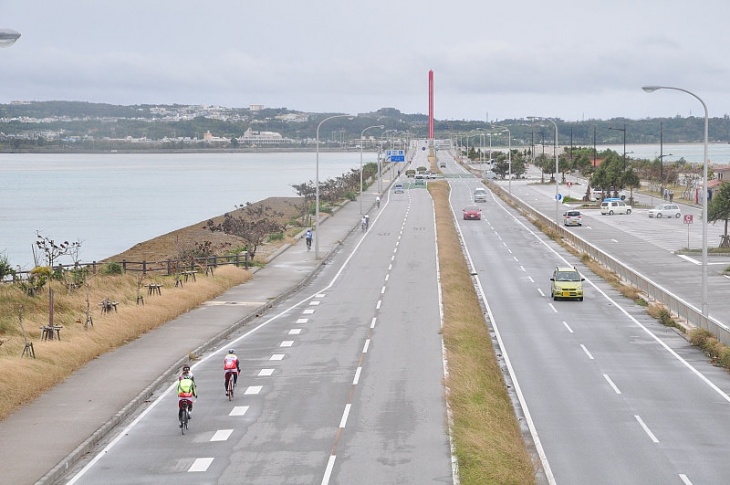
[441,149,730,484]
[63,144,455,484]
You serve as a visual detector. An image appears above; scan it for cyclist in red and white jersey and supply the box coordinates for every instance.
[224,349,240,396]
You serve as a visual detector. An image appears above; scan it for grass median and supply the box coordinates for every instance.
[430,180,536,484]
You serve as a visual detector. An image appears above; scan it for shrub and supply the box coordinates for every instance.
[0,254,15,281]
[101,262,123,275]
[719,347,730,369]
[689,328,713,347]
[269,232,284,242]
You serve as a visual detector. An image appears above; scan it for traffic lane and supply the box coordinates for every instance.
[68,196,415,484]
[503,178,730,323]
[458,195,689,483]
[470,194,730,483]
[332,188,453,483]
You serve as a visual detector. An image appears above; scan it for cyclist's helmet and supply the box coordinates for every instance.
[228,349,236,354]
[182,365,190,372]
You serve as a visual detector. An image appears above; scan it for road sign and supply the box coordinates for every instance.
[386,149,405,162]
[556,194,563,201]
[684,214,693,224]
[567,181,573,187]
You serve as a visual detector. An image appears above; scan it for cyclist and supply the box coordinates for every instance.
[179,364,194,382]
[177,372,197,424]
[224,349,240,396]
[376,196,380,208]
[305,228,313,250]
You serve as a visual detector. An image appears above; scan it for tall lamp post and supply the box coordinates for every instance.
[0,28,21,47]
[359,125,384,215]
[491,124,511,194]
[316,114,353,259]
[643,85,709,317]
[528,116,559,224]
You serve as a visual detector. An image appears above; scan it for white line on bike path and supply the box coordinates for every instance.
[259,368,275,376]
[188,457,214,472]
[210,429,233,441]
[229,406,249,416]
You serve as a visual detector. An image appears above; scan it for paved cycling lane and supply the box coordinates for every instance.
[64,162,454,484]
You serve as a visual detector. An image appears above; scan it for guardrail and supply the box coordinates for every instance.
[487,180,730,346]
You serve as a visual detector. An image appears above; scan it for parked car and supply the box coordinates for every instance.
[474,188,488,203]
[600,198,632,215]
[648,203,681,218]
[591,187,627,201]
[439,162,446,168]
[463,205,482,220]
[550,266,584,301]
[563,210,582,226]
[393,183,404,194]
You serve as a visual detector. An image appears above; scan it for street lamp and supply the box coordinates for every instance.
[491,125,512,194]
[528,116,560,225]
[643,85,709,317]
[0,28,21,48]
[316,114,353,259]
[658,153,673,185]
[360,125,384,215]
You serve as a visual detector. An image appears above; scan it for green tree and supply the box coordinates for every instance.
[708,183,730,247]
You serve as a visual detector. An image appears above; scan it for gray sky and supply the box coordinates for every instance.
[1,0,728,122]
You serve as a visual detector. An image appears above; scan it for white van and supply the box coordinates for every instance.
[600,199,632,215]
[474,188,488,202]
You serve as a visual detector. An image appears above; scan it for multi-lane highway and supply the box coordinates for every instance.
[61,142,730,485]
[439,148,730,484]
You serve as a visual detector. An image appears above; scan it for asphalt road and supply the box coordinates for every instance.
[443,150,730,484]
[62,145,455,484]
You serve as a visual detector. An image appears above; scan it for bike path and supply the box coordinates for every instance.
[0,170,399,485]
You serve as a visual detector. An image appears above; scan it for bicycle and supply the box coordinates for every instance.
[306,237,312,251]
[226,370,237,400]
[179,399,191,434]
[361,220,367,232]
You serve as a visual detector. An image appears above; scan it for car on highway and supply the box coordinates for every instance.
[463,205,482,220]
[474,187,488,203]
[600,198,632,215]
[563,210,582,226]
[393,183,404,194]
[550,266,584,301]
[648,203,681,218]
[439,162,446,168]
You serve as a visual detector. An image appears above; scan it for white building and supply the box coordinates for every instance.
[238,127,292,145]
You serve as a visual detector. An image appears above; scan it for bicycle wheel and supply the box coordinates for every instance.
[227,376,234,400]
[180,402,188,435]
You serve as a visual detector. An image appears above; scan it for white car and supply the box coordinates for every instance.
[648,204,681,218]
[600,199,632,215]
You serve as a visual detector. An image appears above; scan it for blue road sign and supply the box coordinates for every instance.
[386,150,405,162]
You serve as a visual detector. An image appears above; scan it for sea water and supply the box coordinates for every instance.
[0,151,370,270]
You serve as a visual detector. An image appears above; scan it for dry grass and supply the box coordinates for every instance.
[0,266,250,420]
[430,181,535,484]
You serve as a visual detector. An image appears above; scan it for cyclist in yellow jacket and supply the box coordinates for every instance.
[177,373,197,423]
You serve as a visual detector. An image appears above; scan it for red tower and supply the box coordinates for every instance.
[428,70,434,140]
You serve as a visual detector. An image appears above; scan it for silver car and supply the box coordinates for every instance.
[648,203,681,218]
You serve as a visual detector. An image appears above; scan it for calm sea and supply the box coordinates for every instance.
[0,151,370,270]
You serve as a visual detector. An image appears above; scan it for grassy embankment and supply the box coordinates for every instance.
[0,266,251,421]
[429,180,536,484]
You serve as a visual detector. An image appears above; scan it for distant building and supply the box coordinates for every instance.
[249,104,265,112]
[238,127,292,145]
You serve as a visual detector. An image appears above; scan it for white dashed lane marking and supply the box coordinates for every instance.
[210,429,233,442]
[270,354,285,361]
[188,457,214,472]
[259,368,274,376]
[229,406,249,416]
[245,386,262,395]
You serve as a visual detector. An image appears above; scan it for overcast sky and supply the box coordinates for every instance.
[2,0,728,122]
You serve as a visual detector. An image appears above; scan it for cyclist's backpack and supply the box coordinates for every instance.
[179,378,193,394]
